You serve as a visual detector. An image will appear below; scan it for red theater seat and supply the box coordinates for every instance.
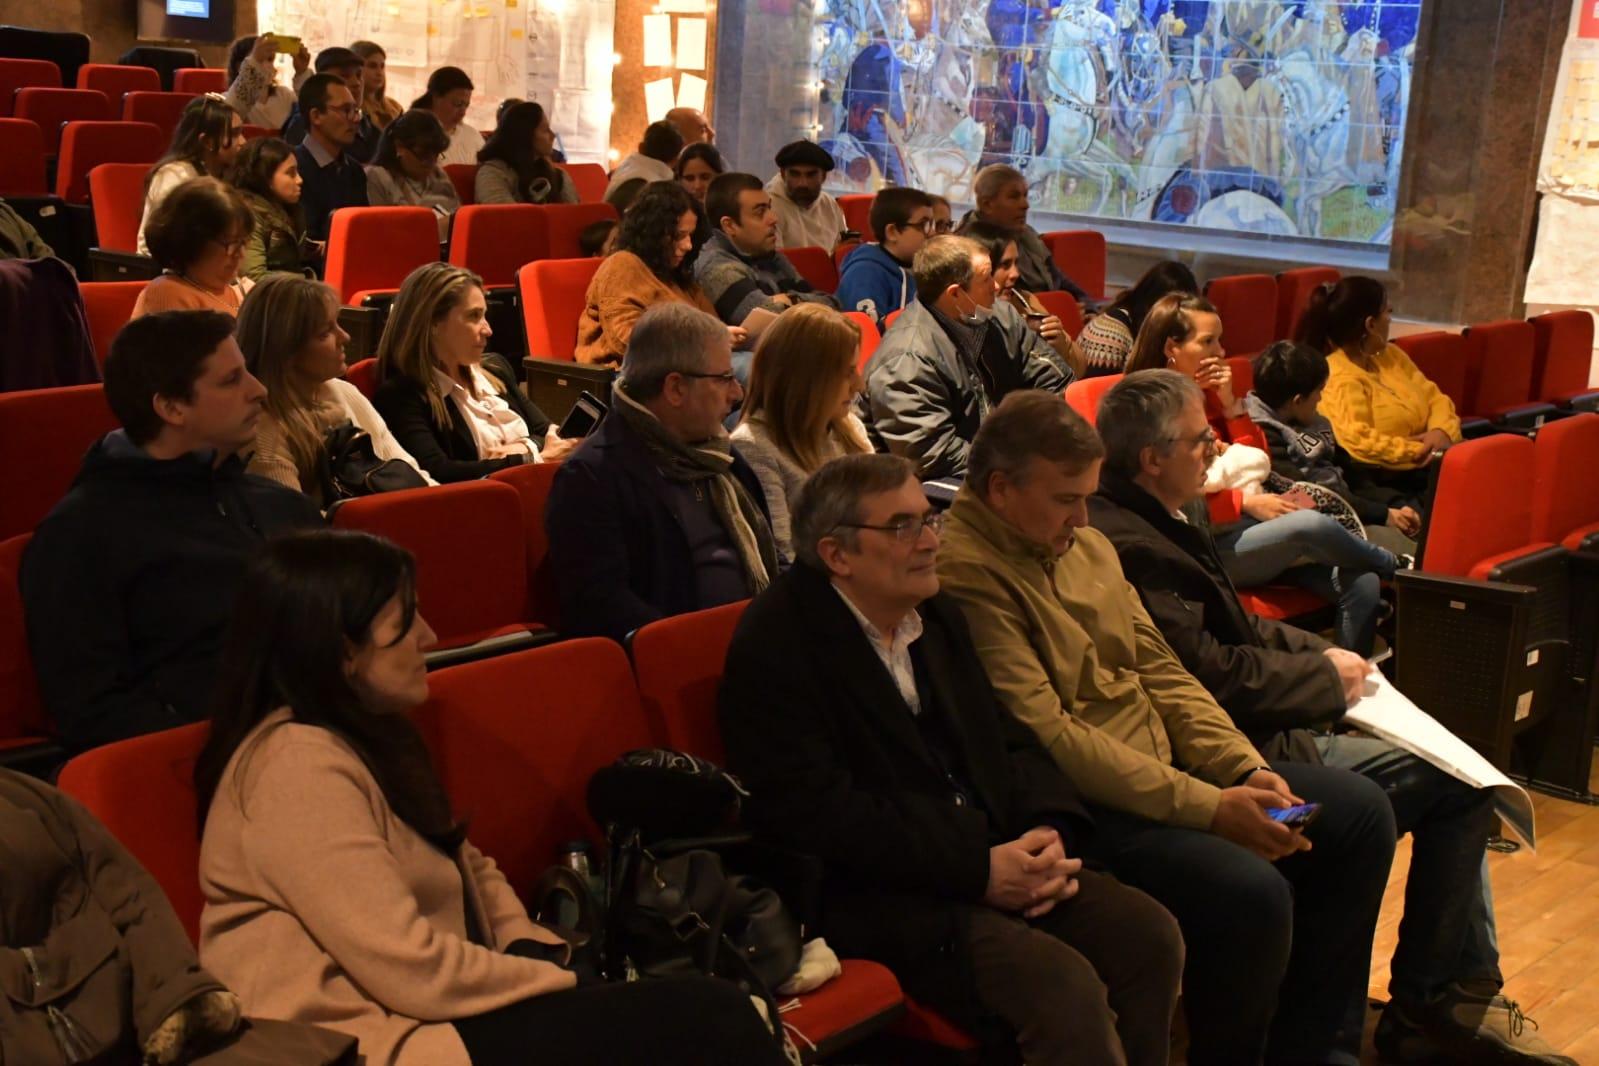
[172,68,226,94]
[1393,331,1471,415]
[844,310,880,371]
[449,203,548,287]
[541,201,618,259]
[1064,373,1120,422]
[1421,434,1540,581]
[80,280,144,365]
[75,63,160,109]
[443,163,477,206]
[343,357,379,399]
[0,117,47,196]
[556,162,607,204]
[0,385,119,540]
[54,119,162,203]
[56,721,210,944]
[323,206,440,305]
[0,533,51,755]
[1531,412,1599,550]
[1462,320,1558,425]
[781,245,838,293]
[1529,309,1599,409]
[13,87,111,155]
[837,193,873,236]
[1041,230,1106,301]
[86,161,150,252]
[519,257,600,361]
[0,58,61,117]
[1206,273,1278,357]
[1035,289,1083,340]
[488,462,563,629]
[121,90,196,144]
[330,480,538,649]
[1275,267,1339,341]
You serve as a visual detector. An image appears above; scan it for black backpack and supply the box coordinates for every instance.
[317,424,428,502]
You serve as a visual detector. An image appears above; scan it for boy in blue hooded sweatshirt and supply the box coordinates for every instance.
[836,187,934,326]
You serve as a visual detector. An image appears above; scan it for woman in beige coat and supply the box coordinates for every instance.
[194,531,788,1066]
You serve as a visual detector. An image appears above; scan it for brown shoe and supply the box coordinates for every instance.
[1418,983,1577,1065]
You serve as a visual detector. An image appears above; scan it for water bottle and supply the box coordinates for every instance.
[561,841,606,909]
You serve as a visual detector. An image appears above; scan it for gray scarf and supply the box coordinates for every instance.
[613,385,778,595]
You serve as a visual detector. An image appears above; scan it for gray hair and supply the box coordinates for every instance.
[1096,369,1204,478]
[973,163,1025,204]
[618,303,729,401]
[969,391,1104,499]
[791,453,918,569]
[913,234,985,306]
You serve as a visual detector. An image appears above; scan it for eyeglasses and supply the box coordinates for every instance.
[211,238,248,256]
[906,217,936,235]
[836,512,946,543]
[328,104,363,118]
[1164,428,1219,450]
[679,370,739,384]
[932,220,954,234]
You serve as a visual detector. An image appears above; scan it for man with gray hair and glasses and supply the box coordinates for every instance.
[1090,371,1566,1066]
[719,452,1183,1066]
[936,389,1397,1066]
[859,234,1071,481]
[545,303,776,643]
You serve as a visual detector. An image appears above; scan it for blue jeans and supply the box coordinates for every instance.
[1217,509,1398,654]
[1314,734,1502,1014]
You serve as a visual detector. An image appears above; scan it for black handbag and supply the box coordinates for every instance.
[317,423,428,501]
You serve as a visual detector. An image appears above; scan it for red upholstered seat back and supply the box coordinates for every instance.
[86,162,151,251]
[1040,230,1106,301]
[79,281,144,365]
[837,193,874,236]
[1529,309,1595,403]
[781,245,839,293]
[75,63,159,108]
[0,533,49,748]
[1228,355,1254,396]
[1065,373,1121,424]
[13,87,111,154]
[329,481,529,645]
[1393,331,1471,414]
[630,601,750,764]
[0,58,62,117]
[519,257,599,361]
[1275,266,1339,340]
[56,721,210,944]
[416,640,657,897]
[172,68,226,94]
[1035,289,1083,340]
[443,163,476,206]
[555,162,607,204]
[343,358,379,399]
[541,202,618,260]
[55,119,162,203]
[1206,273,1278,357]
[844,310,880,372]
[121,90,195,145]
[1531,412,1599,546]
[1463,320,1539,418]
[0,385,118,540]
[448,204,549,288]
[1421,433,1536,578]
[323,206,440,305]
[488,461,563,629]
[0,117,47,195]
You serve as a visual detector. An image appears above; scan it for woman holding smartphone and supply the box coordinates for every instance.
[960,220,1085,379]
[1127,294,1405,654]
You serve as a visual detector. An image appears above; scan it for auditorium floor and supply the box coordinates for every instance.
[1364,752,1599,1063]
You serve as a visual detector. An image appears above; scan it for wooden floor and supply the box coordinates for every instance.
[1364,753,1599,1063]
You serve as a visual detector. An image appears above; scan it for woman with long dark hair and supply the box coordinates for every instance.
[411,66,483,167]
[574,180,740,366]
[138,95,245,255]
[366,109,461,241]
[231,136,309,279]
[960,219,1086,378]
[195,531,791,1066]
[473,101,577,206]
[1078,259,1198,376]
[1295,276,1461,480]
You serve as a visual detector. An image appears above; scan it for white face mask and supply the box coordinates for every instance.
[957,287,994,327]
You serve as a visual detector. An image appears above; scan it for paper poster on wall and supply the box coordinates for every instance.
[644,76,677,121]
[677,72,706,112]
[642,13,674,67]
[675,16,706,71]
[525,0,620,162]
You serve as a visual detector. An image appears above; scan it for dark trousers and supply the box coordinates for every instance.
[1091,762,1397,1066]
[452,975,789,1065]
[963,868,1184,1066]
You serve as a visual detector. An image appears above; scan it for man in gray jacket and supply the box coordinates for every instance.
[693,172,838,327]
[860,234,1072,481]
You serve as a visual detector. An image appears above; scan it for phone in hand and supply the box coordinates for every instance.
[265,33,302,53]
[1268,802,1322,829]
[558,391,607,439]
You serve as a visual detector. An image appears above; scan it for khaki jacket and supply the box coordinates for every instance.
[937,487,1265,829]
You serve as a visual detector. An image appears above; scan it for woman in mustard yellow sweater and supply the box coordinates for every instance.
[1296,277,1461,485]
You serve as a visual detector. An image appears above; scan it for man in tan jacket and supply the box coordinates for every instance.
[937,391,1397,1066]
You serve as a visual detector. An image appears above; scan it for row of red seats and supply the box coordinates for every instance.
[51,628,921,1060]
[0,58,224,114]
[0,115,163,202]
[1394,315,1599,426]
[441,161,610,208]
[1204,267,1341,355]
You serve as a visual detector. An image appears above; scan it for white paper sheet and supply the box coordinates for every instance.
[643,13,674,67]
[1343,673,1537,849]
[676,72,707,113]
[644,76,678,121]
[675,16,707,71]
[658,0,706,12]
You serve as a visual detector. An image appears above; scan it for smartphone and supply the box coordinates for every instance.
[266,33,302,53]
[558,391,607,439]
[839,229,862,242]
[1268,802,1322,829]
[1281,488,1316,510]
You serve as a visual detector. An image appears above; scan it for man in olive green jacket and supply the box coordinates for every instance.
[936,390,1397,1066]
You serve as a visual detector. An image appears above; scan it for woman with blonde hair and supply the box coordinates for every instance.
[238,274,434,504]
[351,40,404,129]
[373,263,574,482]
[731,304,870,560]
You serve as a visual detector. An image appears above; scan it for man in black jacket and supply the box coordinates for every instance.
[545,303,777,644]
[1089,370,1570,1066]
[718,452,1182,1066]
[21,311,322,753]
